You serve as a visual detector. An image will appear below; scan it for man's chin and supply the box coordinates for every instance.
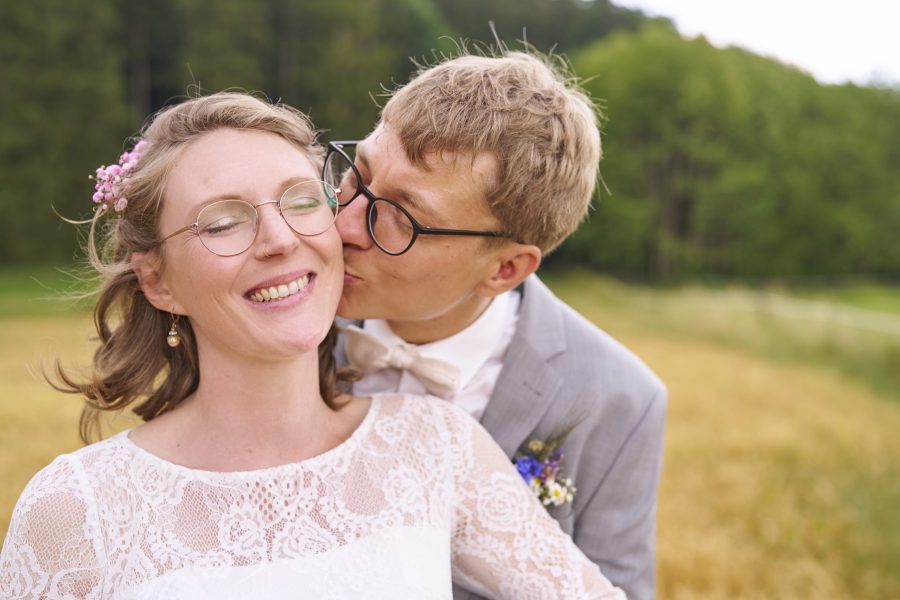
[336,296,374,321]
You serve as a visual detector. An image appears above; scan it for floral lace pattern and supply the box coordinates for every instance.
[1,394,624,599]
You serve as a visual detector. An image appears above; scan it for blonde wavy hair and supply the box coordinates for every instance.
[381,50,603,253]
[53,92,347,443]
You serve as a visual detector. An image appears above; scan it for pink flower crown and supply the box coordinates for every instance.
[91,139,147,214]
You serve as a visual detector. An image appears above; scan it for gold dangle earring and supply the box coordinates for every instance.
[166,313,181,348]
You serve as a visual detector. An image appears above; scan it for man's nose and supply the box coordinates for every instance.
[335,192,374,250]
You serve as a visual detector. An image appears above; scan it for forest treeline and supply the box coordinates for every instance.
[1,0,898,281]
[563,26,900,280]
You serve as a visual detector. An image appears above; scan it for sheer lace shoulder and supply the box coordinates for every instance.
[416,396,625,599]
[1,451,107,599]
[1,395,623,599]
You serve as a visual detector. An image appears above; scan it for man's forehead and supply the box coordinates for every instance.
[370,125,498,184]
[358,124,499,224]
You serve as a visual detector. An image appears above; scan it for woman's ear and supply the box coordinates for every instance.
[132,251,180,313]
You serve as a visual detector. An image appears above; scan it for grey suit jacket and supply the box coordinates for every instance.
[337,275,666,600]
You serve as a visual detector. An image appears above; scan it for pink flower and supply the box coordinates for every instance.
[89,138,146,217]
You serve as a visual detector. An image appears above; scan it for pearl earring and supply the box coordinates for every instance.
[167,314,181,348]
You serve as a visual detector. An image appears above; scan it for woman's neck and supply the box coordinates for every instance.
[132,344,348,472]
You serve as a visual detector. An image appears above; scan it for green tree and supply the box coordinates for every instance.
[0,0,128,263]
[564,24,900,280]
[118,0,184,123]
[432,0,661,53]
[175,0,272,94]
[266,0,450,139]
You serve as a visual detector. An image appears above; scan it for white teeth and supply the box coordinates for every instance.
[250,275,311,303]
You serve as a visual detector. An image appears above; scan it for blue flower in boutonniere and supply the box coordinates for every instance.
[514,415,585,508]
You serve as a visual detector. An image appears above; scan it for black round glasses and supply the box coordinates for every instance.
[323,141,511,256]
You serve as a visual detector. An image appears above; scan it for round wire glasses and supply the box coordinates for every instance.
[160,180,339,257]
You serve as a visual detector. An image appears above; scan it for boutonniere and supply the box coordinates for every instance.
[514,415,585,508]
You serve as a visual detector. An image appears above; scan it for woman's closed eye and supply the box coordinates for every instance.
[282,196,321,214]
[200,214,252,236]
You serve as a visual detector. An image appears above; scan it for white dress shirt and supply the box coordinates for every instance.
[353,290,521,419]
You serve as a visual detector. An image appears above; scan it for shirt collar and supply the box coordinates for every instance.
[363,291,514,391]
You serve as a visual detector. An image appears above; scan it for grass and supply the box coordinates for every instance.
[789,283,900,315]
[0,313,93,536]
[544,272,900,598]
[624,335,900,598]
[0,265,93,316]
[1,267,899,597]
[545,271,900,402]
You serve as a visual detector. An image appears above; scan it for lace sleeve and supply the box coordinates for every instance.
[0,456,105,600]
[449,413,626,600]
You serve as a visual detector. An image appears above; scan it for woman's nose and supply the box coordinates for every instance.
[254,201,300,259]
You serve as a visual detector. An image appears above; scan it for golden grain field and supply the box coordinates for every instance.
[1,281,898,598]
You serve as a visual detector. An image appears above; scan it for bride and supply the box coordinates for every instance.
[0,93,624,599]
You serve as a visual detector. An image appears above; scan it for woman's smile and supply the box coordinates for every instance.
[246,272,315,304]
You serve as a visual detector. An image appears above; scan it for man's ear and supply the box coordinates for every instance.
[475,243,542,298]
[131,251,181,313]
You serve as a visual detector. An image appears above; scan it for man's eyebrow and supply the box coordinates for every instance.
[397,191,431,217]
[356,143,431,217]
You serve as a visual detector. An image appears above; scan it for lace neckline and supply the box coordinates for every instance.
[115,395,382,479]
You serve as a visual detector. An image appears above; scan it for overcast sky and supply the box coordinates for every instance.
[613,0,900,86]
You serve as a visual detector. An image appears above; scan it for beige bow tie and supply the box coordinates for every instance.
[341,325,461,399]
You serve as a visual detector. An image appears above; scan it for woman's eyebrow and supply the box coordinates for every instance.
[190,174,314,211]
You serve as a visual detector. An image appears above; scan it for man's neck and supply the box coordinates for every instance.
[386,294,494,345]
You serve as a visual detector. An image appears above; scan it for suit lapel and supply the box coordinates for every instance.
[480,276,567,456]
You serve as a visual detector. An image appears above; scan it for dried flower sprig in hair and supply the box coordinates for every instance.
[91,139,146,214]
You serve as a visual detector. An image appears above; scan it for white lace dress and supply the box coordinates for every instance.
[1,394,624,599]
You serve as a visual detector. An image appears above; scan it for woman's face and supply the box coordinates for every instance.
[153,128,342,363]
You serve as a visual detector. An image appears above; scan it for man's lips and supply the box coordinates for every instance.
[343,271,361,284]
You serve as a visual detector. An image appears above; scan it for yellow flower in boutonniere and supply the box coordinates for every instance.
[514,413,585,509]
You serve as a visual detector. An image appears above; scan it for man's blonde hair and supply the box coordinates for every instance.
[381,50,602,253]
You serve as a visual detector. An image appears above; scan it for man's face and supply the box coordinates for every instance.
[335,123,507,341]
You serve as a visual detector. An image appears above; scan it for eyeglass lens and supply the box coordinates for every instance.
[195,180,338,256]
[324,146,421,254]
[323,147,360,207]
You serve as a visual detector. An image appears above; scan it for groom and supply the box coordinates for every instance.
[329,51,666,600]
